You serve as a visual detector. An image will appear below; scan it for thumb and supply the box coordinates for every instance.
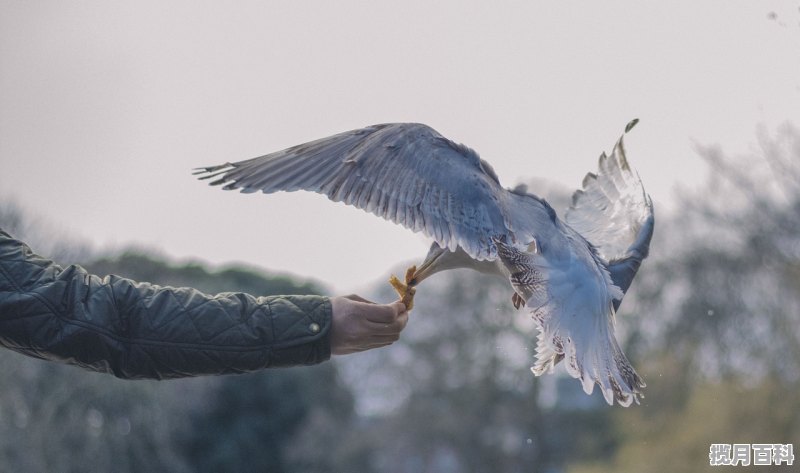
[344,294,375,304]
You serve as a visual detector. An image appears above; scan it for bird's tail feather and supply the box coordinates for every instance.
[530,288,645,407]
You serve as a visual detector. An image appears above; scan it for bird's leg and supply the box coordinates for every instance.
[389,265,417,310]
[512,292,526,310]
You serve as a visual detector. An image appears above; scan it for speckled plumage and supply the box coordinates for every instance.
[195,122,654,406]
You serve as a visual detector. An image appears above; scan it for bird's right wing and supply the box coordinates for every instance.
[194,123,538,260]
[564,126,654,305]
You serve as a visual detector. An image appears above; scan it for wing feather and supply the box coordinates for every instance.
[565,131,655,304]
[566,135,652,262]
[195,123,516,260]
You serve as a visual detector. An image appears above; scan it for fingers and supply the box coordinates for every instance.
[366,317,407,336]
[363,300,407,324]
[393,309,409,332]
[330,294,410,356]
[392,300,408,312]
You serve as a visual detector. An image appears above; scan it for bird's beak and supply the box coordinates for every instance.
[410,243,448,286]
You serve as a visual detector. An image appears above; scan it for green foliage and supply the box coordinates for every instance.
[569,368,800,473]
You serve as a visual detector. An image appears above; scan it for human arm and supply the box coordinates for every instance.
[0,229,406,379]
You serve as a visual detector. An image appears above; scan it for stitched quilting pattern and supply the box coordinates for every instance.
[0,230,331,379]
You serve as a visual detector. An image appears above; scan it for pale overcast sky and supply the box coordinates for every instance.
[1,1,799,294]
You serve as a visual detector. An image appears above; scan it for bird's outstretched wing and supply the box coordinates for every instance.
[564,128,654,305]
[194,123,516,260]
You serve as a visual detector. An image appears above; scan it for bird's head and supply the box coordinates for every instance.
[410,243,489,287]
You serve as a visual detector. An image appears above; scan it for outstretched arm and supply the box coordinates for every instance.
[0,230,407,379]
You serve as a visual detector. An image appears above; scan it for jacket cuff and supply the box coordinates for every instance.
[266,295,332,367]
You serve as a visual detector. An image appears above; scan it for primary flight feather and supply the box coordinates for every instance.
[195,122,654,406]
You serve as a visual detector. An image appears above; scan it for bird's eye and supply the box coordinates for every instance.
[527,239,539,254]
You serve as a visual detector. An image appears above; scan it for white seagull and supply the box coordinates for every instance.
[195,121,654,406]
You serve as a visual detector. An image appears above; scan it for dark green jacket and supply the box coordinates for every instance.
[0,230,331,379]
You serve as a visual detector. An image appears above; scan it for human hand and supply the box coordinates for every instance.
[329,295,409,355]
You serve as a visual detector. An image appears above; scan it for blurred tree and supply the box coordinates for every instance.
[0,354,195,472]
[568,123,800,472]
[86,252,321,297]
[179,363,360,473]
[630,123,800,379]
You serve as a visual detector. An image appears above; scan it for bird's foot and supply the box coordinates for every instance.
[389,265,417,310]
[512,292,526,310]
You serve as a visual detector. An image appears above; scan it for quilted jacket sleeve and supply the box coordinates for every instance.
[0,230,332,379]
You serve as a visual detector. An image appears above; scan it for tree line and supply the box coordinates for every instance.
[0,124,797,472]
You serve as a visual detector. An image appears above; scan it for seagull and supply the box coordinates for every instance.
[195,121,654,406]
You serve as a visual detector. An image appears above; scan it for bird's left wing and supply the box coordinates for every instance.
[564,128,654,306]
[194,123,529,260]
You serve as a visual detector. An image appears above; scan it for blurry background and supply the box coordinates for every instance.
[1,1,799,472]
